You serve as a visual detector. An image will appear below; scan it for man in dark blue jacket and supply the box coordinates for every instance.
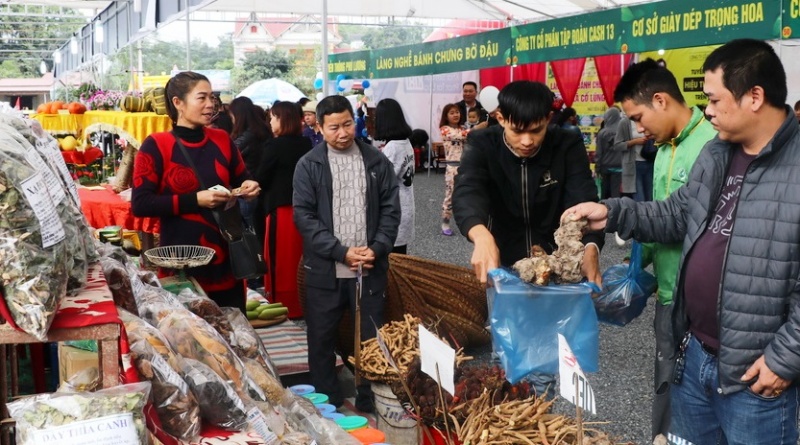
[293,95,400,412]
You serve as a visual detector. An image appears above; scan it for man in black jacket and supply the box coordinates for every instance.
[453,81,603,285]
[293,95,400,412]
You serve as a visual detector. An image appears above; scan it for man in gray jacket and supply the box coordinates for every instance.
[293,95,400,412]
[566,39,800,444]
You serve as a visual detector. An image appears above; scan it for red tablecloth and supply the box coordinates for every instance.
[0,262,138,384]
[78,185,160,233]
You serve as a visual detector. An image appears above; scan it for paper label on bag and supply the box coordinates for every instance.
[25,148,66,205]
[21,172,65,248]
[246,407,279,444]
[29,413,138,444]
[43,141,80,205]
[150,353,186,390]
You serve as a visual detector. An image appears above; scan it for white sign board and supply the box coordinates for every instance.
[558,333,596,415]
[418,325,455,395]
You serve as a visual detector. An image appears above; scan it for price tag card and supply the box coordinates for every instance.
[418,325,455,395]
[558,333,596,415]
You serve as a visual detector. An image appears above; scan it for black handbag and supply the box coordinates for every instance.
[173,134,267,280]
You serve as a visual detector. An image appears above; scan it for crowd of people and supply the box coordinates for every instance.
[131,37,800,444]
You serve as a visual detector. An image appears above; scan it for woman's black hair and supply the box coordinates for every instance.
[270,101,303,136]
[230,96,271,140]
[374,98,412,141]
[165,71,211,126]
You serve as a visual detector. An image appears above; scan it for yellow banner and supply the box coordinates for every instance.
[639,45,721,107]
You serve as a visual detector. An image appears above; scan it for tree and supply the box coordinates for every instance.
[361,25,427,50]
[0,5,83,77]
[286,46,320,96]
[231,48,293,93]
[0,60,24,78]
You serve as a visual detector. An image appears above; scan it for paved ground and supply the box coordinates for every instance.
[406,169,654,445]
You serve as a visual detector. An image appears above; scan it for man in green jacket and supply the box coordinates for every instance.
[613,59,717,444]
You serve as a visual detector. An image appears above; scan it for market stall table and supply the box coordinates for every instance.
[82,110,171,147]
[78,184,160,233]
[31,113,84,136]
[0,263,125,445]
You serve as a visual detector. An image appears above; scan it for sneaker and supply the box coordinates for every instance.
[615,232,625,246]
[653,434,668,445]
[442,221,453,236]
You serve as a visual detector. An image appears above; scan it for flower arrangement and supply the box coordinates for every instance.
[81,90,125,111]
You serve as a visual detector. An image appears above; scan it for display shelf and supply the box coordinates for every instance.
[0,263,123,445]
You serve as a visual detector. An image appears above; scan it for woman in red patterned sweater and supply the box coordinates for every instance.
[132,71,261,310]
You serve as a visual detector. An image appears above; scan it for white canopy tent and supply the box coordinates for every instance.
[12,0,644,22]
[196,0,621,22]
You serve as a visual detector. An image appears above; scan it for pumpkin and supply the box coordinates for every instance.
[36,103,47,114]
[48,102,61,114]
[120,95,148,113]
[68,102,86,114]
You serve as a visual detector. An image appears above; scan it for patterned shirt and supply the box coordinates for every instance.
[131,128,249,292]
[328,143,367,278]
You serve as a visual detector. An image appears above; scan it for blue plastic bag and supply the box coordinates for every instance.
[594,242,657,326]
[488,268,599,383]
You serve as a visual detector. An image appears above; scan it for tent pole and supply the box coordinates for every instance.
[321,0,329,95]
[185,0,191,70]
[428,73,433,177]
[127,1,135,91]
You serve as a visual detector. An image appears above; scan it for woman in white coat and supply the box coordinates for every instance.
[374,98,415,254]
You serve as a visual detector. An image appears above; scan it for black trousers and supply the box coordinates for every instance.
[206,280,246,313]
[304,276,385,406]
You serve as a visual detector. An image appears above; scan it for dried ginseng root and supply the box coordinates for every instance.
[512,216,588,285]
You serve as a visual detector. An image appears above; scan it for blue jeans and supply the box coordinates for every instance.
[634,160,653,202]
[238,197,256,229]
[669,335,799,445]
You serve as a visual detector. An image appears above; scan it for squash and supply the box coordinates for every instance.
[68,102,86,114]
[36,103,48,114]
[120,95,148,113]
[48,102,61,114]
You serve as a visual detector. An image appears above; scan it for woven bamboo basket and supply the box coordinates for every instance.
[297,254,491,361]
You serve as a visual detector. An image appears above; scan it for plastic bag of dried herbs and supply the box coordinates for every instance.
[100,256,139,314]
[135,284,183,326]
[0,143,69,340]
[0,122,87,290]
[176,287,234,344]
[178,356,249,431]
[128,329,201,442]
[118,308,177,363]
[157,309,267,402]
[223,307,280,379]
[7,381,152,445]
[23,118,99,263]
